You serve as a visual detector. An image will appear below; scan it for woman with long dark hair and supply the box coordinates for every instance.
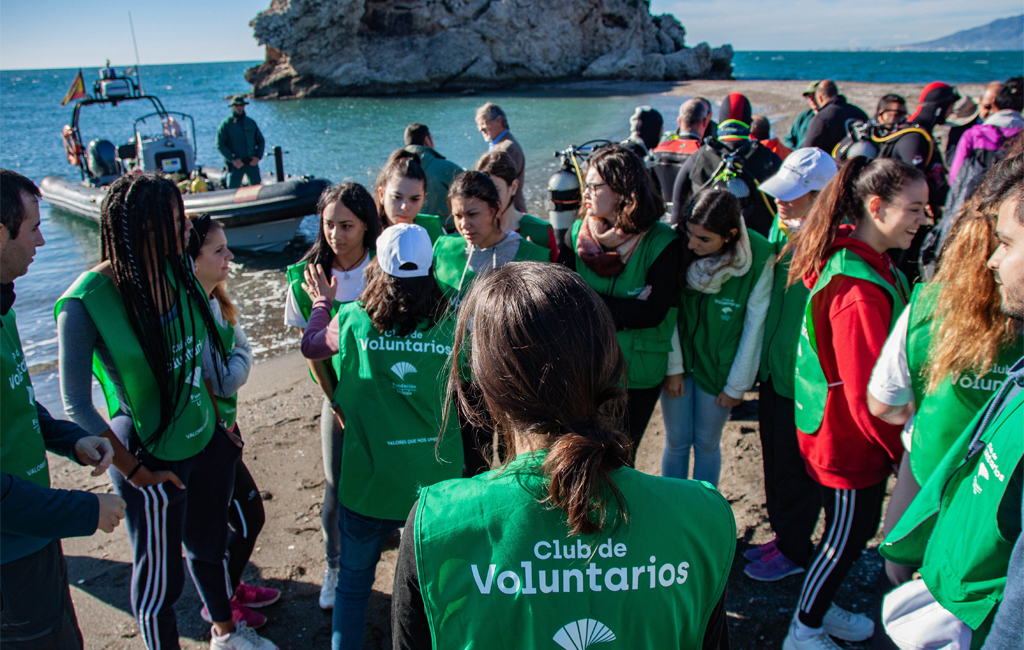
[189,216,280,629]
[475,150,557,261]
[57,174,276,649]
[567,143,681,460]
[283,182,381,610]
[660,188,773,487]
[375,149,445,242]
[779,157,929,650]
[300,223,462,650]
[391,262,735,649]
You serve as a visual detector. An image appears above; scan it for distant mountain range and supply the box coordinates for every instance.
[898,15,1023,51]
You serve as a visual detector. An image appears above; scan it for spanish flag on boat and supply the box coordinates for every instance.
[60,69,86,106]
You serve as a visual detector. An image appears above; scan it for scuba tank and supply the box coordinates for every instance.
[190,169,209,193]
[834,120,880,160]
[548,158,581,232]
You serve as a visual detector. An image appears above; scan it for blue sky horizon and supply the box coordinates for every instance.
[1,0,1020,70]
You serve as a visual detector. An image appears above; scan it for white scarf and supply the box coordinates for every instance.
[686,220,753,294]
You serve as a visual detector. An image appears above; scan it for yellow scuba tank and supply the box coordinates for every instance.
[190,171,208,194]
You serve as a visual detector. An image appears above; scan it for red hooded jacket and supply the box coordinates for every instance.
[798,226,905,489]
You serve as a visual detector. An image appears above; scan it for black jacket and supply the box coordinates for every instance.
[671,138,782,237]
[801,95,869,155]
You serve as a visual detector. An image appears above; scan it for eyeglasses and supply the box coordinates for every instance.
[583,182,607,194]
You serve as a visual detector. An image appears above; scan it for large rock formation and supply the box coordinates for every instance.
[246,0,733,98]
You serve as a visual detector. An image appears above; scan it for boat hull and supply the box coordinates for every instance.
[40,175,330,252]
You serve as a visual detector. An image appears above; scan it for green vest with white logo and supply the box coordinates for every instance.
[432,234,550,307]
[794,249,908,434]
[331,303,462,521]
[679,229,773,396]
[881,381,1023,645]
[519,214,554,260]
[211,315,238,429]
[758,241,809,400]
[56,272,215,461]
[1,309,49,488]
[905,284,1022,486]
[415,450,736,649]
[571,221,679,390]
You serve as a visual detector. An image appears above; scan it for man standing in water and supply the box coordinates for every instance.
[217,97,265,189]
[476,103,526,211]
[0,169,125,649]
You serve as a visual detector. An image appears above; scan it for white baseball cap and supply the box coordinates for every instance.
[759,148,838,202]
[376,223,432,278]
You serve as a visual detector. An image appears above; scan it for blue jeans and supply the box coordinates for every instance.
[331,504,403,650]
[659,377,732,486]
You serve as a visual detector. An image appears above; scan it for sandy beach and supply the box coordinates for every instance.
[44,78,986,650]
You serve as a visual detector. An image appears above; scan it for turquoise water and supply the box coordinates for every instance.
[733,50,1023,83]
[2,50,1020,393]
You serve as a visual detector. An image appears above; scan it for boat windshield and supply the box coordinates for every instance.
[135,113,192,143]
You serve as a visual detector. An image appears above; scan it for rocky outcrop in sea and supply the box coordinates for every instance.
[245,0,733,98]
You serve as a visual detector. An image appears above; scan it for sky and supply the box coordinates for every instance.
[0,0,1020,70]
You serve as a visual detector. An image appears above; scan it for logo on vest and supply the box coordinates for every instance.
[714,297,741,321]
[950,366,1008,393]
[390,361,419,395]
[973,442,1006,495]
[553,619,616,649]
[391,362,417,381]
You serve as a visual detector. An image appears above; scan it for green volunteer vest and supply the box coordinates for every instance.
[1,309,49,488]
[432,234,550,308]
[519,214,553,260]
[414,214,445,244]
[794,249,909,434]
[905,284,1022,486]
[758,243,810,400]
[331,303,462,521]
[881,382,1023,644]
[56,272,215,461]
[679,230,773,396]
[212,314,238,429]
[415,450,736,649]
[571,221,679,390]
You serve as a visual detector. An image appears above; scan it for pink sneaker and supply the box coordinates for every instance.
[742,537,777,562]
[233,581,281,609]
[200,601,268,629]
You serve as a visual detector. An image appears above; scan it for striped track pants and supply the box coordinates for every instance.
[796,480,886,628]
[110,417,241,650]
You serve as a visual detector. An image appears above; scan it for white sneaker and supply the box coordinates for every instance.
[210,621,278,650]
[782,620,844,650]
[823,603,874,641]
[319,568,338,610]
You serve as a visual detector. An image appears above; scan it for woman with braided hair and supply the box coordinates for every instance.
[565,143,681,461]
[56,174,277,650]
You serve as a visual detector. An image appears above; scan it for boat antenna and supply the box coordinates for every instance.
[128,11,145,95]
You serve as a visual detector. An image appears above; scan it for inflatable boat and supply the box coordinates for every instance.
[40,70,329,252]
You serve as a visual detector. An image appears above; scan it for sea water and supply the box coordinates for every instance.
[2,51,1021,410]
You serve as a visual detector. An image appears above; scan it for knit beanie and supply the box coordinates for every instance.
[630,106,665,150]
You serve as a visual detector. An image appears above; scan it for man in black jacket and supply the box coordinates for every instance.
[671,93,782,237]
[800,80,869,155]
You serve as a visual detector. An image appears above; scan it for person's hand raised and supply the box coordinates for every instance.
[303,264,338,304]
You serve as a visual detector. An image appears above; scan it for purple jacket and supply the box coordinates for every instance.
[949,122,1022,180]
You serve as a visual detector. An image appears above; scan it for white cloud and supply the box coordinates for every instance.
[650,0,1022,50]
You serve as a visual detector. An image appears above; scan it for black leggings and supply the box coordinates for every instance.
[226,458,266,592]
[759,378,822,567]
[796,480,886,628]
[625,385,662,465]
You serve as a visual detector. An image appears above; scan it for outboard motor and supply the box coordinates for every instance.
[85,139,120,185]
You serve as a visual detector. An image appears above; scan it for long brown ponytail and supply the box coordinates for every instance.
[444,262,630,535]
[783,156,925,287]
